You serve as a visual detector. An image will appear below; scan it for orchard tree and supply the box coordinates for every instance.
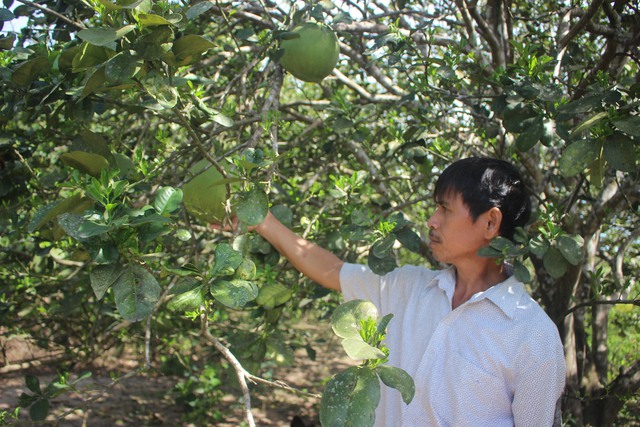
[0,0,638,426]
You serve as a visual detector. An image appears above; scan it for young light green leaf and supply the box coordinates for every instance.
[341,338,386,360]
[331,299,379,340]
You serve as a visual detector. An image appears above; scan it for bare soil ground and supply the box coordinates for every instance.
[0,330,355,427]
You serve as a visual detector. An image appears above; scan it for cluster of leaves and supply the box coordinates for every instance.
[320,299,414,427]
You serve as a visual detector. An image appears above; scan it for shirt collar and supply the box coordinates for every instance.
[434,267,525,319]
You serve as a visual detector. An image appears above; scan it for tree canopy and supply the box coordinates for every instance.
[0,0,638,425]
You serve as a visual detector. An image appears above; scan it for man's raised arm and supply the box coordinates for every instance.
[253,211,344,291]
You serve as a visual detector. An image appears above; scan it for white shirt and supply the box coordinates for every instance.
[340,263,566,427]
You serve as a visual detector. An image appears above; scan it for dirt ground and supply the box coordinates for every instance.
[0,331,355,427]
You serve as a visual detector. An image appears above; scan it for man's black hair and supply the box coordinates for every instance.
[434,157,531,240]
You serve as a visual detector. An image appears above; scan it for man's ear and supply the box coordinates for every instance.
[484,207,503,239]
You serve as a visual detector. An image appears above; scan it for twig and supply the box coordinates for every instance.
[201,314,256,427]
[200,311,323,427]
[14,0,86,30]
[565,299,640,316]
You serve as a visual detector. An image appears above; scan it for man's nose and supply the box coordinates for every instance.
[427,213,437,230]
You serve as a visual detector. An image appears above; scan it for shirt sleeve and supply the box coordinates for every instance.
[512,318,566,427]
[340,263,384,307]
[339,263,440,316]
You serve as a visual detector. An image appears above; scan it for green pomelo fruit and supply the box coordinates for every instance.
[279,21,339,83]
[182,160,233,224]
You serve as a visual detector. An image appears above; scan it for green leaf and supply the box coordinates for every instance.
[211,243,243,276]
[502,102,537,133]
[29,398,49,421]
[0,7,15,20]
[134,26,173,60]
[89,264,122,300]
[77,220,113,238]
[154,186,182,214]
[236,187,268,226]
[210,279,258,308]
[0,33,16,50]
[72,42,109,71]
[529,235,550,258]
[60,151,110,177]
[28,193,89,232]
[556,235,583,266]
[97,0,145,10]
[393,227,421,253]
[331,299,379,340]
[376,365,415,404]
[234,258,256,280]
[376,313,393,336]
[80,67,107,99]
[612,115,640,137]
[112,264,161,322]
[604,133,637,172]
[371,234,395,258]
[25,374,41,394]
[171,34,215,66]
[256,282,292,310]
[12,57,49,86]
[512,260,531,283]
[137,13,172,27]
[141,71,177,108]
[557,95,600,115]
[515,115,544,151]
[477,246,503,258]
[571,111,608,135]
[167,278,204,312]
[367,252,397,276]
[543,247,568,279]
[104,50,142,82]
[320,366,380,427]
[77,25,135,46]
[186,1,214,20]
[341,338,386,360]
[559,139,601,177]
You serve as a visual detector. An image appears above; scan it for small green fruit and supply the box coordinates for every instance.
[279,21,339,83]
[182,160,232,224]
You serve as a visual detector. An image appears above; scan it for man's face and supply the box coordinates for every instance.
[427,192,491,265]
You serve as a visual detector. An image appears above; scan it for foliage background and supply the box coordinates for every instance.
[0,0,638,425]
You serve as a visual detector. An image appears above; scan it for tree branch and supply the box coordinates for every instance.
[558,0,605,49]
[15,0,86,30]
[565,299,640,316]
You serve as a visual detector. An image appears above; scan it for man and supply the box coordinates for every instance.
[247,157,565,426]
